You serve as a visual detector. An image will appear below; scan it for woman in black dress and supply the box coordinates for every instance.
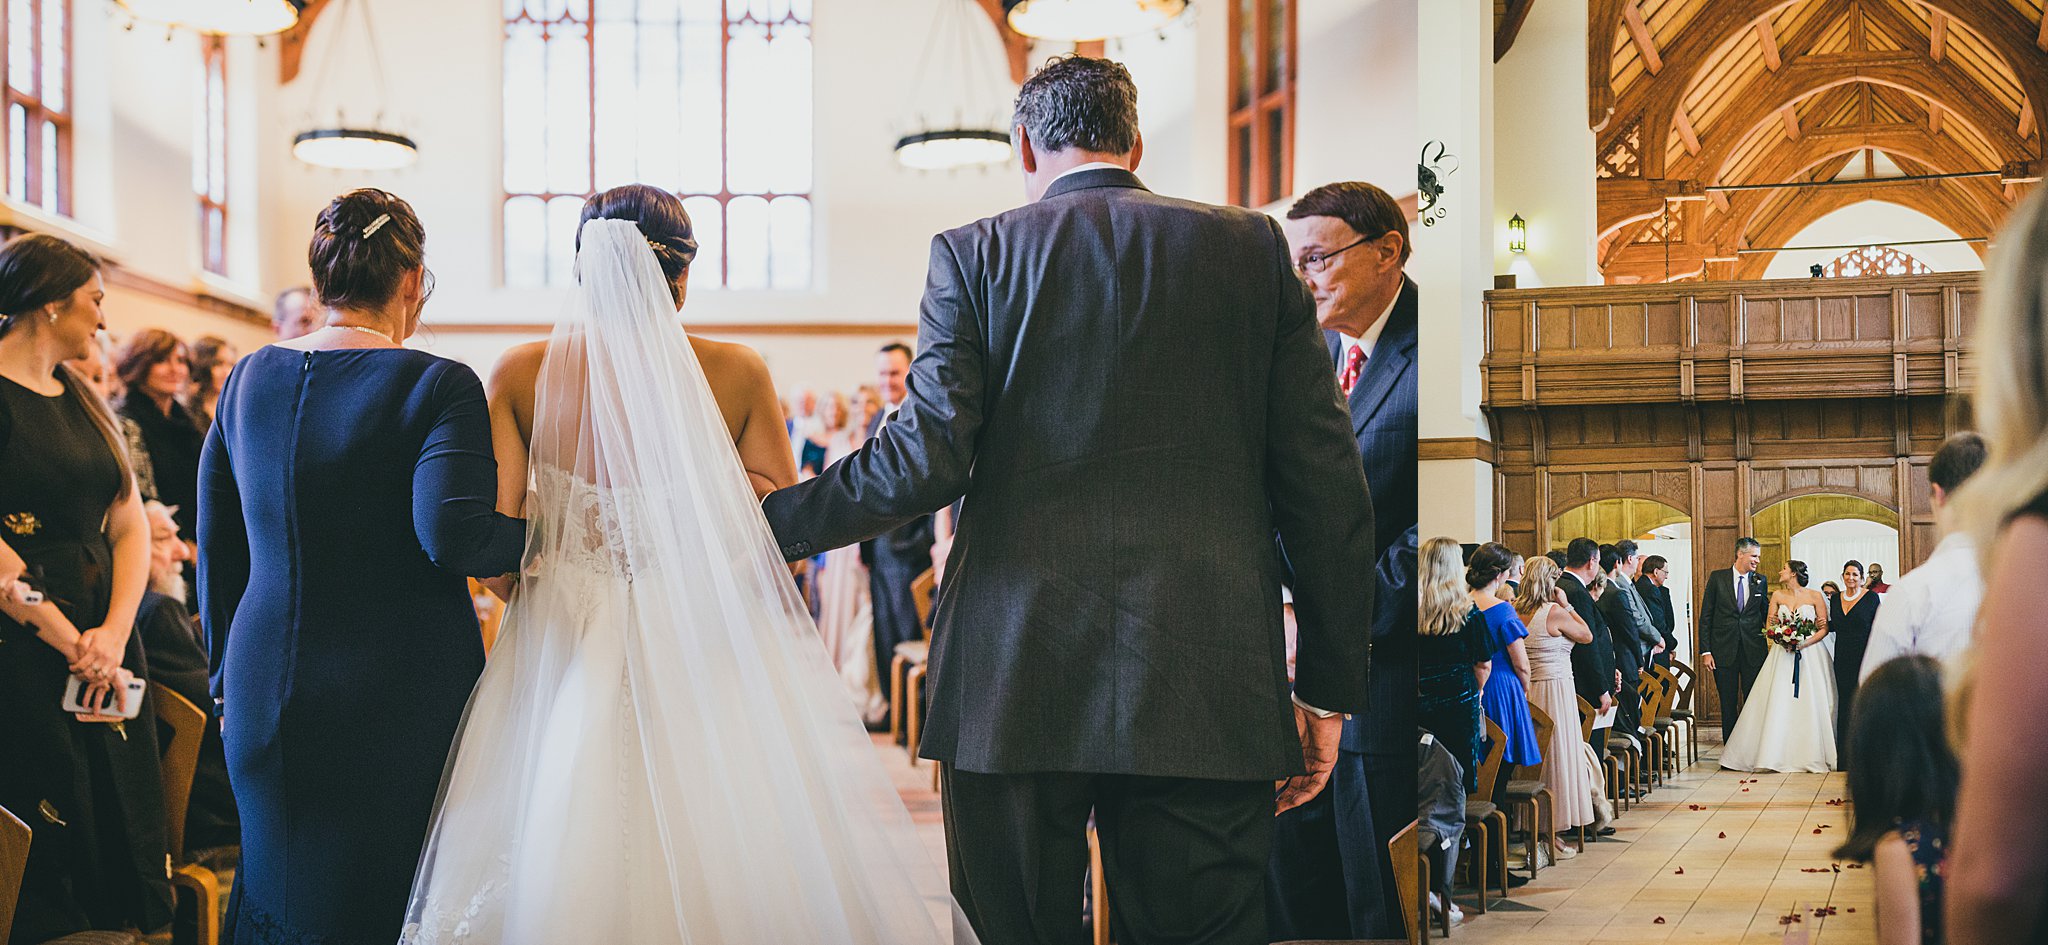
[1418,536,1492,792]
[1830,559,1881,761]
[115,329,202,545]
[199,190,526,945]
[0,233,172,944]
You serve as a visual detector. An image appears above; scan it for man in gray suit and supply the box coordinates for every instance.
[762,56,1374,943]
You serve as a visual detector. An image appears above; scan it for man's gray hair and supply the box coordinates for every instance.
[1012,55,1140,156]
[1736,536,1762,552]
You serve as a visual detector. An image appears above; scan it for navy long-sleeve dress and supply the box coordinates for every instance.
[197,347,525,945]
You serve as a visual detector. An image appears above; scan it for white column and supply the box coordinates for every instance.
[1413,0,1493,541]
[1492,0,1600,287]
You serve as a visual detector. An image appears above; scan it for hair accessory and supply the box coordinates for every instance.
[362,213,392,238]
[647,238,663,253]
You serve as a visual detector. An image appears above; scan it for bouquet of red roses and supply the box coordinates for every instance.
[1764,605,1819,653]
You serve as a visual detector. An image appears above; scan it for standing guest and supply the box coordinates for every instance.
[1868,563,1891,593]
[861,340,933,733]
[1837,656,1955,945]
[66,338,157,502]
[1699,537,1770,741]
[1946,191,2048,945]
[1268,179,1417,942]
[1471,543,1539,784]
[1636,554,1678,669]
[116,329,203,544]
[271,286,322,341]
[1499,551,1525,601]
[134,500,238,854]
[184,335,239,428]
[1822,581,1842,604]
[1863,432,1988,679]
[1514,557,1594,858]
[1830,559,1881,760]
[1597,540,1659,744]
[852,384,882,434]
[0,232,173,943]
[1558,538,1619,750]
[200,189,526,945]
[1418,536,1490,794]
[760,57,1373,941]
[813,391,884,726]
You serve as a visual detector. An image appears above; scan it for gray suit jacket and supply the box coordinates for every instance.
[761,168,1374,780]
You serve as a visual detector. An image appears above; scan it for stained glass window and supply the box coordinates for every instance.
[1821,246,1933,278]
[502,0,813,289]
[4,0,68,215]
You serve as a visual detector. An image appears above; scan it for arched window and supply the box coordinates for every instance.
[1821,245,1933,278]
[502,0,814,291]
[4,0,70,215]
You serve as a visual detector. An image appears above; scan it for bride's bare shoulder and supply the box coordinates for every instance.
[687,335,773,392]
[488,339,548,393]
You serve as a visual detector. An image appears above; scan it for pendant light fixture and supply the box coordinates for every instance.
[117,0,307,36]
[292,0,417,171]
[1001,0,1187,41]
[894,0,1016,172]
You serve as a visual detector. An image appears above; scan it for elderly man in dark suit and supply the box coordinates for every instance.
[1264,181,1416,942]
[761,56,1374,944]
[1699,537,1770,740]
[1636,554,1678,669]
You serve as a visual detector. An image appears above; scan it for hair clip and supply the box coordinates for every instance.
[362,213,392,238]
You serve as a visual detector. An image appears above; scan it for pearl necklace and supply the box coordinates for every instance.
[329,323,396,344]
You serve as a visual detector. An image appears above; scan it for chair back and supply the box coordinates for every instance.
[1389,819,1422,945]
[1671,659,1699,712]
[911,568,937,638]
[0,804,28,942]
[1576,694,1596,742]
[1525,702,1555,779]
[1477,717,1509,799]
[1651,664,1682,720]
[156,688,208,861]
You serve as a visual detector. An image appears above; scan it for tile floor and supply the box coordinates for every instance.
[1448,739,1875,945]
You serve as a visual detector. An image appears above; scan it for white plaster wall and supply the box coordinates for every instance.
[1758,199,1985,279]
[1490,0,1597,289]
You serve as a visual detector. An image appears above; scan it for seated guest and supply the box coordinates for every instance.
[1862,432,1988,679]
[1418,536,1490,794]
[135,500,238,853]
[1470,542,1539,797]
[1837,656,1954,945]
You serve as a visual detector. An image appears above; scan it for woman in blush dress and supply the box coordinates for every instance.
[1514,556,1594,858]
[812,391,885,723]
[199,189,526,945]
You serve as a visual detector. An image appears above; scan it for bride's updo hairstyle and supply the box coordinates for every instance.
[1466,542,1515,590]
[577,185,700,305]
[309,188,427,314]
[1785,560,1810,587]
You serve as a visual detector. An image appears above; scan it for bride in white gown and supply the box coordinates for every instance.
[1719,560,1837,773]
[398,201,968,944]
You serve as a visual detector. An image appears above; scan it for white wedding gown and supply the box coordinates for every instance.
[399,221,968,944]
[1718,602,1837,773]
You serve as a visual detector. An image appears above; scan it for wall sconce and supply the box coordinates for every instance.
[1508,214,1528,254]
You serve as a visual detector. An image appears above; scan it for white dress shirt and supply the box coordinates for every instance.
[1858,531,1982,681]
[1334,291,1399,368]
[1049,160,1128,185]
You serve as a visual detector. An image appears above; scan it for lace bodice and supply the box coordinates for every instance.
[532,466,669,579]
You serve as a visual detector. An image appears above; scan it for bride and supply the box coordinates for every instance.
[398,186,966,943]
[1719,560,1837,773]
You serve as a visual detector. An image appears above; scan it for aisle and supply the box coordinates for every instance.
[1452,741,1877,944]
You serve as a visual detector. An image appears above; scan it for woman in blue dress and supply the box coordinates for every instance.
[199,189,526,945]
[1468,542,1540,793]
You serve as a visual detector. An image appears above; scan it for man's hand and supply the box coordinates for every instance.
[1275,704,1343,815]
[1701,652,1716,673]
[1651,643,1666,656]
[1614,669,1623,691]
[1599,693,1615,711]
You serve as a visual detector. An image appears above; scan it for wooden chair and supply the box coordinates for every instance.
[1088,822,1110,945]
[1579,694,1625,816]
[157,688,226,945]
[1504,704,1556,879]
[911,568,937,630]
[894,569,939,761]
[1461,719,1510,912]
[1,804,25,943]
[1645,666,1685,777]
[1389,820,1423,945]
[1667,660,1701,765]
[1633,673,1668,787]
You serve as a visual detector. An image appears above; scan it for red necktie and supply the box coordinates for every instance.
[1340,344,1368,397]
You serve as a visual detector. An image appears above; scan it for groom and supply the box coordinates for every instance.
[1699,537,1770,740]
[762,55,1374,944]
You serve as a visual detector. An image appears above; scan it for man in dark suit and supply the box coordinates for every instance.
[761,56,1374,944]
[862,340,934,732]
[1636,554,1678,669]
[1265,181,1416,941]
[1699,537,1770,740]
[1597,541,1659,766]
[1558,538,1618,750]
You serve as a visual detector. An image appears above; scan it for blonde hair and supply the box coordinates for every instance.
[1419,536,1468,637]
[1514,556,1562,622]
[1964,186,2048,555]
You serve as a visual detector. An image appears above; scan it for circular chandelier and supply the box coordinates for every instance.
[116,0,306,35]
[1001,0,1188,41]
[292,128,419,171]
[895,130,1013,171]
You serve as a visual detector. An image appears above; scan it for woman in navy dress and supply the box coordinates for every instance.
[1469,543,1540,788]
[199,190,525,945]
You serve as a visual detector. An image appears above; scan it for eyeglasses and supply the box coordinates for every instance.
[1294,235,1379,276]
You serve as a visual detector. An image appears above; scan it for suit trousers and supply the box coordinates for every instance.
[1264,749,1395,940]
[1712,650,1763,741]
[868,552,927,713]
[943,766,1272,945]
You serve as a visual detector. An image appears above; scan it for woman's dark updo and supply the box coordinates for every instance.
[578,184,700,305]
[1466,542,1516,590]
[0,232,96,339]
[309,188,427,314]
[1786,559,1810,587]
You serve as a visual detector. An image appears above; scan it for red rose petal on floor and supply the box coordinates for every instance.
[1813,828,1824,834]
[1654,917,1667,924]
[1848,908,1857,913]
[1674,867,1685,875]
[1718,832,1727,838]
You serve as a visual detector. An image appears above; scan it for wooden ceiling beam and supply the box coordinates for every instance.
[1676,106,1704,154]
[279,0,334,84]
[1497,0,1537,62]
[1929,101,1945,135]
[1782,103,1802,140]
[1758,18,1783,71]
[2024,99,2037,140]
[1929,10,1948,62]
[1624,1,1665,75]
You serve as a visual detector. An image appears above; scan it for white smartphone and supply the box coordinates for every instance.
[61,673,145,719]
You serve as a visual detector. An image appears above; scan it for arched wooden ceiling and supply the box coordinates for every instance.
[1580,0,2046,282]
